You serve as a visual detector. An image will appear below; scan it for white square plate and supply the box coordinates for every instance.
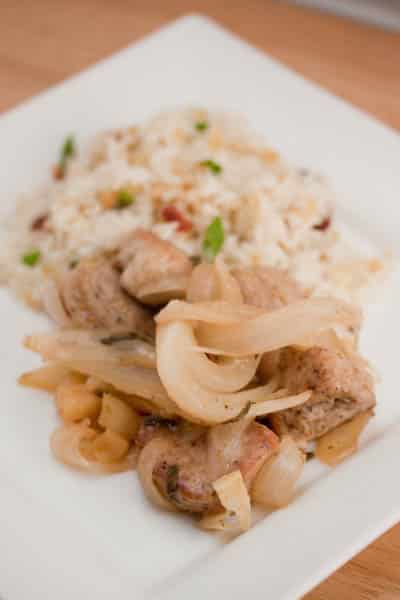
[0,15,399,600]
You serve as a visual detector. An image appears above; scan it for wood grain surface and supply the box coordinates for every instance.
[0,1,399,598]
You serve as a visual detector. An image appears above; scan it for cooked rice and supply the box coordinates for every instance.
[0,107,387,309]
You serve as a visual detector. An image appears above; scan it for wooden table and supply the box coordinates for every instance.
[1,1,399,597]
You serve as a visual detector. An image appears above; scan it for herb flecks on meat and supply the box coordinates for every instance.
[166,464,180,499]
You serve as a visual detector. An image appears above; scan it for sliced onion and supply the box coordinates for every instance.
[83,377,169,419]
[81,430,130,463]
[246,391,312,419]
[186,264,218,303]
[156,300,262,325]
[157,320,246,423]
[196,297,361,356]
[86,378,174,417]
[50,420,138,474]
[198,512,230,531]
[41,280,72,328]
[18,363,71,392]
[57,358,177,415]
[24,329,156,369]
[215,256,243,304]
[23,330,172,411]
[207,420,250,481]
[184,260,253,393]
[188,352,260,393]
[251,436,305,508]
[200,470,251,532]
[156,321,291,424]
[186,259,241,304]
[137,438,177,511]
[315,410,372,466]
[108,337,156,369]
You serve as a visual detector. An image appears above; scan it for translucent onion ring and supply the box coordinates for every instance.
[56,359,177,415]
[156,300,262,326]
[214,256,243,304]
[164,297,361,357]
[156,321,309,424]
[137,438,177,511]
[187,353,260,393]
[24,329,156,369]
[51,420,138,474]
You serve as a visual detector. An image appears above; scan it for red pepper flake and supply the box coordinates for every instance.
[313,216,331,231]
[52,164,64,180]
[161,205,192,232]
[31,213,49,232]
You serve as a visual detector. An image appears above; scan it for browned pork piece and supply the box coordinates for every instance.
[234,266,372,444]
[268,346,375,443]
[137,417,279,513]
[116,229,193,305]
[60,257,154,337]
[233,266,306,310]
